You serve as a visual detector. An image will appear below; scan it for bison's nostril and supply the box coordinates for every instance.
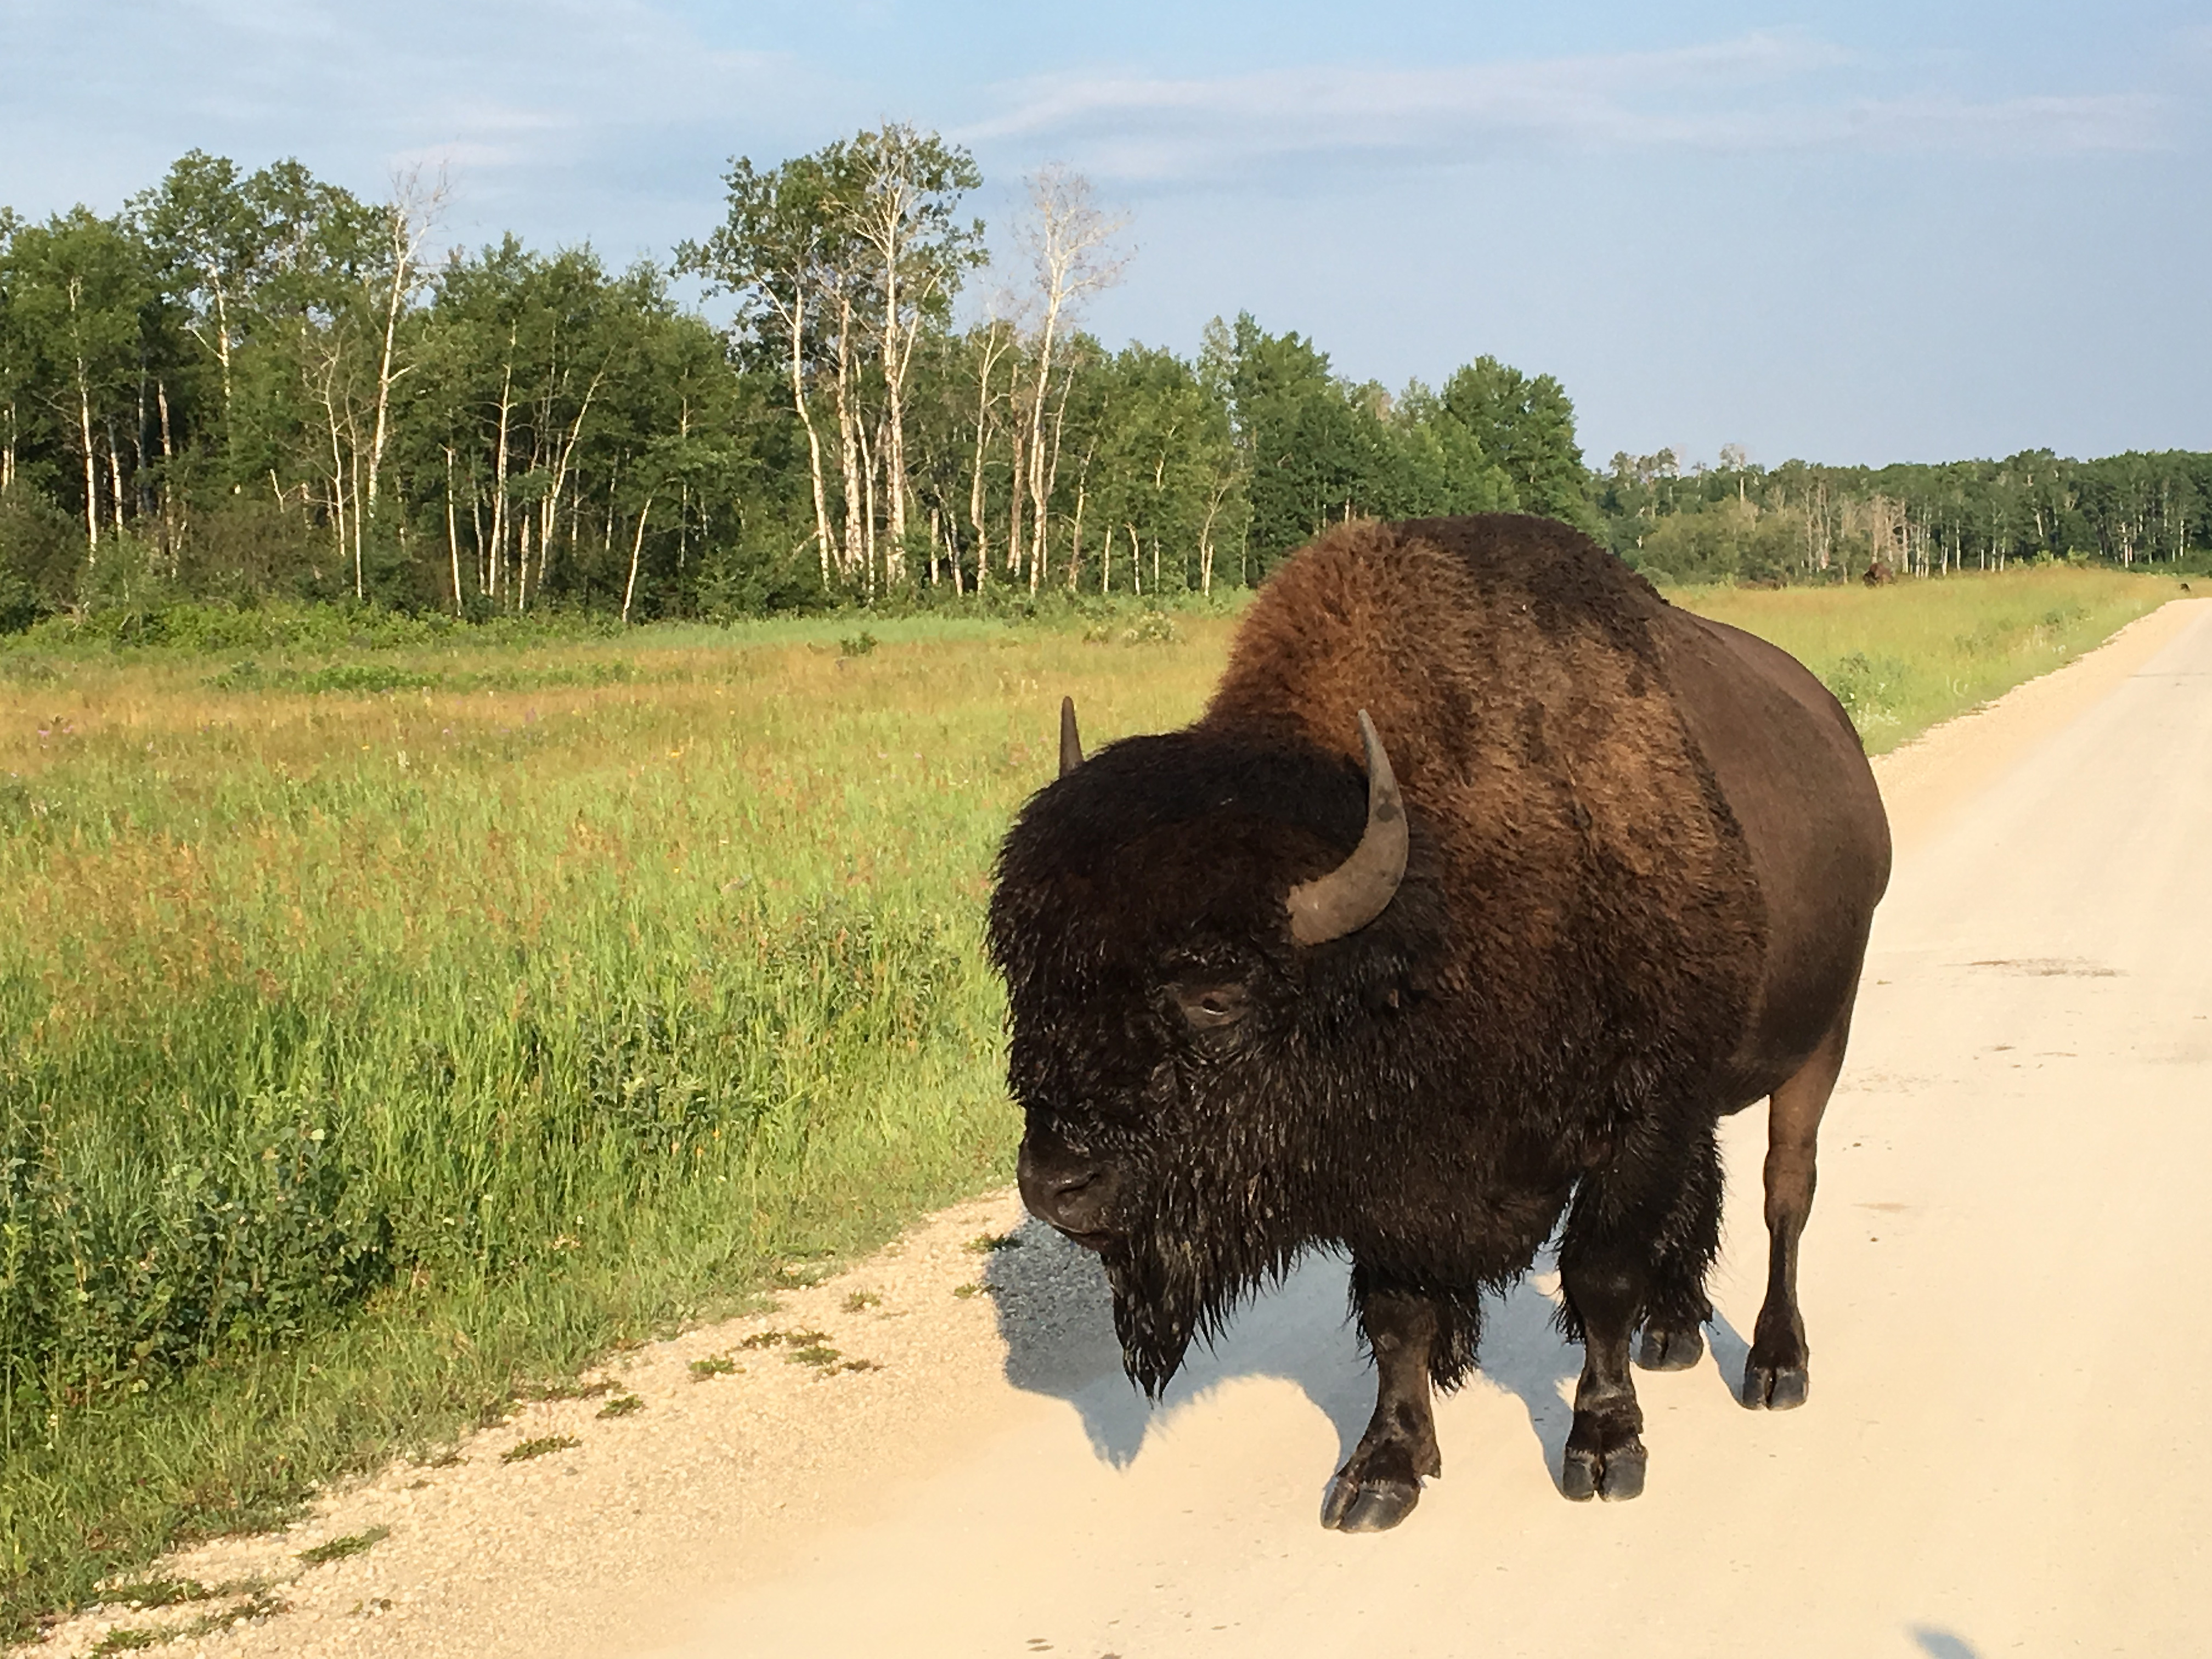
[1018,1139,1118,1240]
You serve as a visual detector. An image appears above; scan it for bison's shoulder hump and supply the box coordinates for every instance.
[1391,513,1667,641]
[1205,515,1670,763]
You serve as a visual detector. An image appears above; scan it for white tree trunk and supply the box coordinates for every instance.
[76,363,100,558]
[1198,474,1232,596]
[489,337,516,602]
[966,324,1009,593]
[1065,428,1098,594]
[107,438,126,538]
[444,446,463,614]
[858,415,879,600]
[765,287,832,584]
[1021,313,1059,586]
[67,274,101,558]
[876,196,908,556]
[622,496,655,623]
[833,291,864,581]
[364,173,441,547]
[534,365,605,604]
[1012,167,1125,584]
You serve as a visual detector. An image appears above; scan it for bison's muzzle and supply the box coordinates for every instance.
[1017,1126,1122,1249]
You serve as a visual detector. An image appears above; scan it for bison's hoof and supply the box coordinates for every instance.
[1560,1440,1646,1502]
[1741,1358,1809,1410]
[1322,1436,1434,1533]
[1635,1323,1705,1372]
[1321,1472,1421,1532]
[1560,1415,1646,1503]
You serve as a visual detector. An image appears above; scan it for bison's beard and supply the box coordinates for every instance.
[1099,1160,1297,1398]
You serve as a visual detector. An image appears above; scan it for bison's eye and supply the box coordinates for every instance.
[1172,981,1250,1031]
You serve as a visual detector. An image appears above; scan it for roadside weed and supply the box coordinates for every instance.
[500,1436,580,1465]
[297,1527,390,1567]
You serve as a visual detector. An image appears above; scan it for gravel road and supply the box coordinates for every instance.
[22,597,2211,1659]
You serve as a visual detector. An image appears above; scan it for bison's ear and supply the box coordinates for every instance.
[1059,696,1084,777]
[1286,709,1408,946]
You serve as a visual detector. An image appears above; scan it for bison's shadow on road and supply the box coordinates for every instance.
[984,1220,1672,1488]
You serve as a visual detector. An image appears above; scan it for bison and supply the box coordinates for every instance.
[988,513,1890,1531]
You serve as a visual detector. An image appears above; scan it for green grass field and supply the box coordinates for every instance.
[0,563,2183,1632]
[1681,567,2177,749]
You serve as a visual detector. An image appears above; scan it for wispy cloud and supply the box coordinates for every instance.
[148,0,802,144]
[0,0,829,244]
[964,34,2166,181]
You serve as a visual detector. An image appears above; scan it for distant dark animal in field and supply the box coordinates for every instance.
[989,514,1891,1531]
[1863,558,1895,586]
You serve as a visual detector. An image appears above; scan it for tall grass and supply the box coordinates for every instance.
[0,613,1230,1630]
[1684,565,2176,752]
[0,568,2185,1632]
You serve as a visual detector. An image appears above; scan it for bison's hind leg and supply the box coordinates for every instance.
[1630,1128,1724,1375]
[1558,1121,1723,1501]
[1744,1003,1853,1411]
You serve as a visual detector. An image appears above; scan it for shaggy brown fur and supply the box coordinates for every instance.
[1204,514,1767,1136]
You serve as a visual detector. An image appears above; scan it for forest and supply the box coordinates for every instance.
[2,126,2206,628]
[1592,444,2212,585]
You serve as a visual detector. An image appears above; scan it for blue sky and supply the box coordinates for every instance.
[3,1,2205,467]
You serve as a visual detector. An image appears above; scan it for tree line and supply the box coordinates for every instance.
[1,130,2204,628]
[1595,445,2212,586]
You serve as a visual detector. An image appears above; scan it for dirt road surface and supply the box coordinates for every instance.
[30,599,2211,1659]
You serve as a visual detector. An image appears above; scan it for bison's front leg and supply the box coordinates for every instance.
[1556,1256,1649,1502]
[1322,1284,1446,1533]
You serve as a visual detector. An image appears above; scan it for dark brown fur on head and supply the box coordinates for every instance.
[988,514,1765,1393]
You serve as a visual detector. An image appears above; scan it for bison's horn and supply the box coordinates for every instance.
[1059,696,1084,777]
[1286,710,1408,946]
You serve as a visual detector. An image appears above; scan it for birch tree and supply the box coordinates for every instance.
[964,315,1015,591]
[678,154,847,583]
[1008,166,1125,591]
[132,151,261,435]
[1,210,154,561]
[361,166,445,557]
[0,210,24,500]
[845,125,982,581]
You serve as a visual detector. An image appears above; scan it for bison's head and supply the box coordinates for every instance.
[988,700,1426,1393]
